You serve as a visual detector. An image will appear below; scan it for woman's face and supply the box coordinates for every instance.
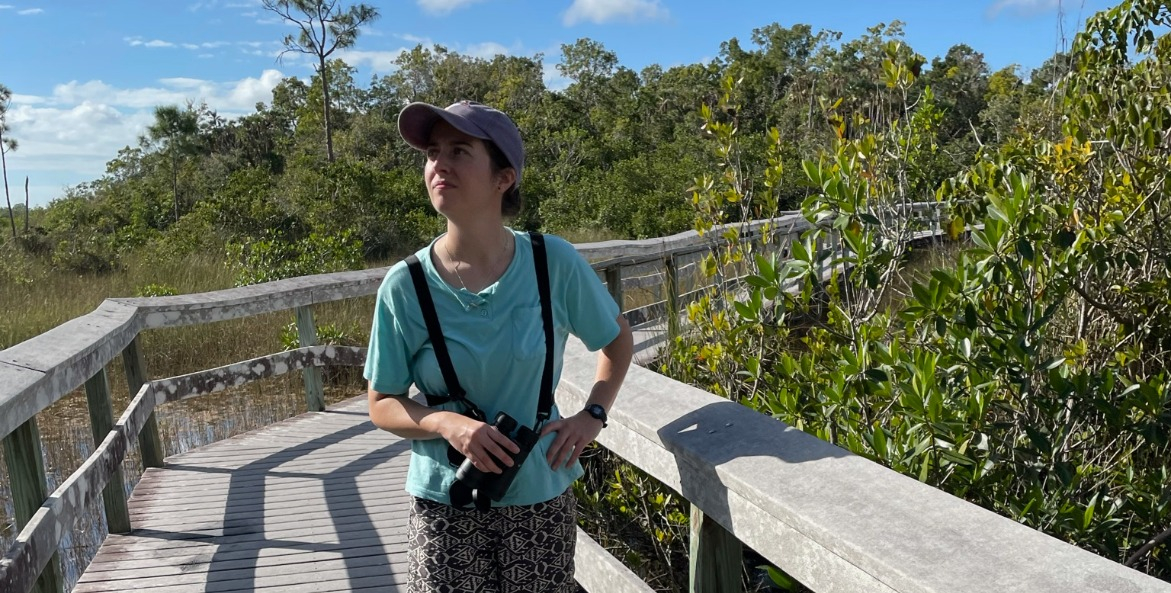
[424,120,508,219]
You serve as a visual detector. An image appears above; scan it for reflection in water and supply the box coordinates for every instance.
[0,372,364,591]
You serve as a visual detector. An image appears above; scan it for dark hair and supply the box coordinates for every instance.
[483,139,522,217]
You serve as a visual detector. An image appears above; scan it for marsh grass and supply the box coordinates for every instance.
[1,244,386,588]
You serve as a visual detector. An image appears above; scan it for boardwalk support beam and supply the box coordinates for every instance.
[665,254,680,340]
[1,418,65,593]
[122,336,163,468]
[689,504,742,593]
[605,265,623,312]
[84,367,132,534]
[296,305,326,412]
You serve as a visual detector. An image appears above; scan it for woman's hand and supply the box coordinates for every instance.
[441,413,520,474]
[540,412,603,470]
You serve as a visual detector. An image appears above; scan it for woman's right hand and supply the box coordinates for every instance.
[441,412,520,474]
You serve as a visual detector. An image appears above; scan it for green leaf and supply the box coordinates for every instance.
[734,300,758,321]
[1017,237,1035,261]
[987,205,1010,224]
[865,368,889,382]
[701,254,718,277]
[1042,356,1066,370]
[947,216,966,240]
[764,566,797,591]
[964,303,978,329]
[802,160,822,187]
[872,426,888,458]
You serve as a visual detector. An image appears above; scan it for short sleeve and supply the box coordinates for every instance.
[550,236,621,351]
[364,268,414,395]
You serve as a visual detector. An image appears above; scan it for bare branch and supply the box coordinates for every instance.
[1125,524,1171,567]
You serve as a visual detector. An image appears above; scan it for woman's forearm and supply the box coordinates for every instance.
[587,314,633,411]
[367,387,456,440]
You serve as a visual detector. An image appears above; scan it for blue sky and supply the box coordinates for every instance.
[2,0,1113,207]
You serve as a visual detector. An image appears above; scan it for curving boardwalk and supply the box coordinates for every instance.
[73,397,413,593]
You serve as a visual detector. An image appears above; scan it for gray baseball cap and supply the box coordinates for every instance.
[398,100,524,190]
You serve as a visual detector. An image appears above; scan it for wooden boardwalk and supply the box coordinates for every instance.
[73,397,414,593]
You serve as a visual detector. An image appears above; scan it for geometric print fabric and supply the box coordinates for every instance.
[407,491,577,592]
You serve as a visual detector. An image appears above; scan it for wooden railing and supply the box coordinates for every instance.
[4,203,1166,593]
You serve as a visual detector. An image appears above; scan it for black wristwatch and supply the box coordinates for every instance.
[584,403,608,427]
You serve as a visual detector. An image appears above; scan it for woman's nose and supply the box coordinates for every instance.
[431,150,452,171]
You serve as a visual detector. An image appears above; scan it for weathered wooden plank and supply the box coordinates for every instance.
[555,337,1171,593]
[73,398,413,593]
[151,346,365,405]
[664,254,680,340]
[126,474,409,506]
[688,504,742,593]
[0,300,141,439]
[85,367,132,534]
[111,267,390,330]
[294,305,326,412]
[0,416,65,593]
[76,572,407,593]
[89,532,397,560]
[121,336,164,468]
[575,528,657,593]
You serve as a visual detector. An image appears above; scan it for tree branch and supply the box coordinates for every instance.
[1126,524,1171,567]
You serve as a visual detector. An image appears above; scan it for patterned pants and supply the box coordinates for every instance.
[406,490,577,593]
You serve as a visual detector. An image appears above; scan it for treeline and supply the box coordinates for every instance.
[1,22,1065,282]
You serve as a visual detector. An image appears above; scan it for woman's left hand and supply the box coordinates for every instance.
[540,412,604,470]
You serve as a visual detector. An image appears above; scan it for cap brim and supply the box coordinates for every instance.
[398,102,491,151]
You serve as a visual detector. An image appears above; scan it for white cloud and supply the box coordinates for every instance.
[6,71,287,206]
[126,37,177,48]
[464,42,511,60]
[337,49,408,73]
[417,0,486,16]
[987,0,1059,17]
[563,0,668,26]
[542,63,571,92]
[17,7,42,15]
[10,94,46,105]
[0,5,13,9]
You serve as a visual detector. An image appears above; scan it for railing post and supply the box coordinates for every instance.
[122,335,164,468]
[84,367,132,534]
[604,265,623,313]
[689,504,742,593]
[664,254,680,340]
[2,419,65,593]
[296,305,326,412]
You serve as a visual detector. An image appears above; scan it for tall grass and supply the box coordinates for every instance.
[1,244,384,377]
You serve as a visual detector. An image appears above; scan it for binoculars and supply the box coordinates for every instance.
[451,411,540,508]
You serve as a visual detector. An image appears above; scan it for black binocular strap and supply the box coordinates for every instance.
[405,254,467,405]
[403,232,555,427]
[530,232,555,426]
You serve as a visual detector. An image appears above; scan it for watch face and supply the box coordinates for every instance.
[587,404,606,421]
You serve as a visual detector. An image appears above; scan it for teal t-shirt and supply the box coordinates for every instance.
[364,229,621,506]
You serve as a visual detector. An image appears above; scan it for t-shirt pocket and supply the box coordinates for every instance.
[511,305,544,359]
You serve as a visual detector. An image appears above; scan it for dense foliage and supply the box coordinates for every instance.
[1,19,1043,287]
[667,0,1170,584]
[4,2,1167,588]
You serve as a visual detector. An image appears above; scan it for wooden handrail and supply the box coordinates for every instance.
[1,200,991,593]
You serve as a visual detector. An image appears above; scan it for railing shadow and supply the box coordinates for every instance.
[188,412,409,592]
[656,400,849,536]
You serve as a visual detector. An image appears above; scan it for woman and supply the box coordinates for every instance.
[365,100,634,593]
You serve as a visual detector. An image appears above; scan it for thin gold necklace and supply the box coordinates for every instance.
[442,230,511,294]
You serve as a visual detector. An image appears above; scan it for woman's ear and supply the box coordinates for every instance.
[496,168,517,193]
